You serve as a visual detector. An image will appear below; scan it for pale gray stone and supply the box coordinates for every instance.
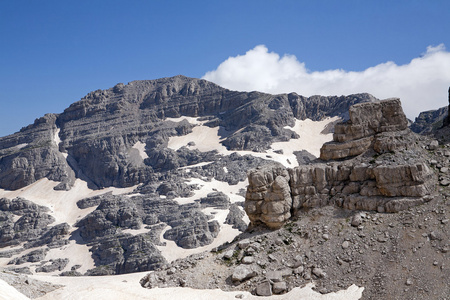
[272,281,287,294]
[232,265,257,282]
[256,280,272,296]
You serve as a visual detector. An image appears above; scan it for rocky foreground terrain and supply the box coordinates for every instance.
[0,77,448,299]
[141,99,449,299]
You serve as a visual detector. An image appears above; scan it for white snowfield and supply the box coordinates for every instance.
[0,273,363,300]
[167,117,339,167]
[0,279,30,300]
[0,116,364,299]
[0,179,138,276]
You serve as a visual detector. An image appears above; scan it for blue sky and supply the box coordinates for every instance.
[1,1,450,137]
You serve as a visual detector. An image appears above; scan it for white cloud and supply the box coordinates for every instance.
[202,44,450,120]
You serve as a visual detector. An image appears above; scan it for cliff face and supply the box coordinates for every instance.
[245,99,436,229]
[0,76,380,275]
[411,106,448,135]
[0,75,376,191]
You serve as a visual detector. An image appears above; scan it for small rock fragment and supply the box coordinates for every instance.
[428,140,439,150]
[351,213,363,227]
[238,240,250,250]
[272,281,287,294]
[342,241,350,249]
[256,280,272,296]
[232,265,257,282]
[266,270,283,282]
[223,250,235,260]
[312,267,326,278]
[241,256,254,264]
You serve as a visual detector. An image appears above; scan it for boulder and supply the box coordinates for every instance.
[255,280,272,296]
[232,265,257,282]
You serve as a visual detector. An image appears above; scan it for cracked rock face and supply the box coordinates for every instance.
[320,98,408,160]
[0,76,388,276]
[0,76,375,191]
[245,99,436,229]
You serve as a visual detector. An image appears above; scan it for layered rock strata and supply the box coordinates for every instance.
[320,98,409,160]
[245,99,436,229]
[0,76,376,191]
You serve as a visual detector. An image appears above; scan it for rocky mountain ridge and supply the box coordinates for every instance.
[0,75,376,191]
[0,76,448,299]
[0,76,378,278]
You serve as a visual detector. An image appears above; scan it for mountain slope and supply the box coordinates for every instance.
[0,75,376,191]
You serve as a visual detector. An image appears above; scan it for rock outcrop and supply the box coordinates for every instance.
[412,86,450,134]
[245,99,436,229]
[0,197,69,248]
[0,114,75,191]
[320,99,409,160]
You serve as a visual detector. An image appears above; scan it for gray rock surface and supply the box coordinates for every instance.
[199,192,230,209]
[0,76,375,190]
[73,191,238,273]
[8,248,49,265]
[225,203,247,232]
[320,98,408,160]
[256,280,272,296]
[141,189,449,299]
[0,198,66,249]
[231,265,257,282]
[0,114,75,191]
[35,258,69,273]
[411,106,448,134]
[245,99,436,229]
[86,234,166,275]
[0,271,63,298]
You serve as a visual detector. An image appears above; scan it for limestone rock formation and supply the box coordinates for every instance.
[0,76,380,275]
[245,166,291,229]
[0,197,70,248]
[320,99,408,160]
[0,114,75,191]
[245,99,436,229]
[0,76,376,191]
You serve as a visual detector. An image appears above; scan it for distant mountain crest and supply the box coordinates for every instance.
[0,76,376,191]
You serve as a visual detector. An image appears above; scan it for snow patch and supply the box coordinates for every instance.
[53,128,67,158]
[121,227,152,236]
[0,178,138,226]
[44,239,95,275]
[31,274,364,300]
[270,116,340,164]
[165,116,205,125]
[15,143,28,150]
[179,161,213,170]
[166,116,339,167]
[132,141,148,160]
[156,221,240,263]
[168,124,227,152]
[172,178,247,205]
[0,279,30,300]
